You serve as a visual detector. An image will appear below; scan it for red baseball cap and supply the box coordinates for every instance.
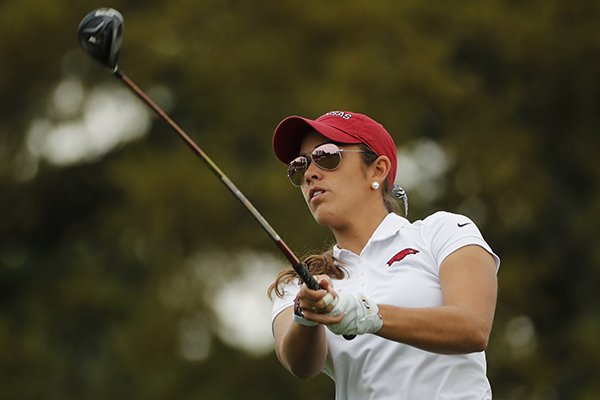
[272,111,397,185]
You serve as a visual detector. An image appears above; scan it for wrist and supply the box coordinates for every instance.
[293,294,318,327]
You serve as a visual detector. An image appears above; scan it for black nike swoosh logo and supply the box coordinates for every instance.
[457,222,472,227]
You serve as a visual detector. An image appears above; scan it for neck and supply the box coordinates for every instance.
[331,207,389,255]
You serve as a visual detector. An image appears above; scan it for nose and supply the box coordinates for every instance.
[303,159,321,185]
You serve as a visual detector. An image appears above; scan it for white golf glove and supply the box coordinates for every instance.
[326,291,383,336]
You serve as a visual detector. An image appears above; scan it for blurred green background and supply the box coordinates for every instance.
[1,0,599,399]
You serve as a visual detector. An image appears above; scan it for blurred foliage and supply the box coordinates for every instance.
[1,0,599,398]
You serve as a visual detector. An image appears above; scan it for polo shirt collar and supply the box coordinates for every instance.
[333,213,409,258]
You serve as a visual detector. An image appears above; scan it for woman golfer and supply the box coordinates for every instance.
[269,111,500,399]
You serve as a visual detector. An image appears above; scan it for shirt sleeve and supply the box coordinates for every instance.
[271,279,301,324]
[423,211,500,272]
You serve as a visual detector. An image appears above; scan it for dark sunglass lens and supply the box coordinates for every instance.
[289,171,305,186]
[312,144,341,170]
[288,157,308,186]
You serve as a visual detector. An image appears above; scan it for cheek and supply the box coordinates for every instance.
[342,164,370,189]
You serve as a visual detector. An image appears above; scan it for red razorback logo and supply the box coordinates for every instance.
[387,248,419,266]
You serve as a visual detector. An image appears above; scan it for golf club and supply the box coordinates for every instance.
[78,8,333,298]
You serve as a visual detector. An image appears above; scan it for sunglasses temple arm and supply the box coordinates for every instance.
[116,71,321,291]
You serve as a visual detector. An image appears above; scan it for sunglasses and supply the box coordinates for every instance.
[287,143,366,187]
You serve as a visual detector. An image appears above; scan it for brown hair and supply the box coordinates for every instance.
[267,144,404,299]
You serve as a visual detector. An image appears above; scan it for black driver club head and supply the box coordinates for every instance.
[78,8,124,71]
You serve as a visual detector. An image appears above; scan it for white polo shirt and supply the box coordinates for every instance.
[272,211,500,400]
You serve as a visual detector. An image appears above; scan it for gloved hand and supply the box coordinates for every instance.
[326,291,383,336]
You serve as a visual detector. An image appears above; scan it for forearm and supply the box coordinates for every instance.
[274,307,328,379]
[376,304,493,354]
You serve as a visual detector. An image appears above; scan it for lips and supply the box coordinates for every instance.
[308,187,327,202]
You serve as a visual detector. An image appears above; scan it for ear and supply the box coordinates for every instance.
[369,155,391,184]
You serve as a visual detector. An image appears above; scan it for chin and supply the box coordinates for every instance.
[311,207,341,228]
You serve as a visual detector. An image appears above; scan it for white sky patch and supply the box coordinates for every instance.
[50,78,85,118]
[26,77,151,166]
[505,315,538,358]
[160,250,283,358]
[395,139,450,202]
[211,252,282,356]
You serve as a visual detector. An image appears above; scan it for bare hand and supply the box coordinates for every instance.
[297,276,344,325]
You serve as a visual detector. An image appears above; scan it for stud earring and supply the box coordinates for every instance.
[371,181,380,190]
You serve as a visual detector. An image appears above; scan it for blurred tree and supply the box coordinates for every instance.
[1,0,599,399]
